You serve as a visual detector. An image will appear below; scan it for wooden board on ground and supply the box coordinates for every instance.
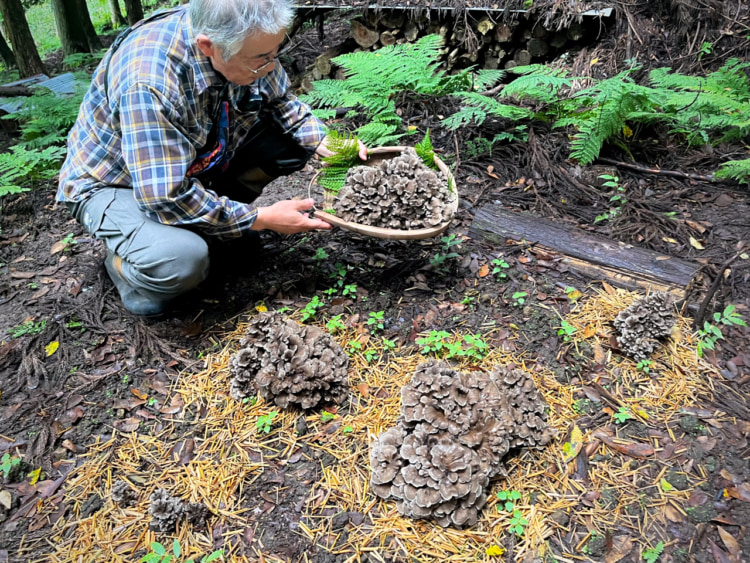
[469,204,702,298]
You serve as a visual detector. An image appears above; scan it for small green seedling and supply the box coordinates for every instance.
[509,509,528,536]
[367,311,385,333]
[312,248,329,262]
[461,295,475,306]
[613,406,633,424]
[416,330,451,355]
[642,541,664,563]
[1,453,21,478]
[326,315,346,333]
[65,319,86,332]
[430,234,462,271]
[140,540,224,563]
[496,490,521,512]
[695,304,745,358]
[460,334,488,361]
[241,397,257,406]
[342,284,358,297]
[511,291,528,306]
[557,320,576,342]
[301,296,324,323]
[363,349,379,364]
[492,257,510,279]
[342,425,354,435]
[320,410,335,423]
[256,411,279,434]
[7,320,47,339]
[382,338,397,351]
[636,359,653,373]
[347,340,363,355]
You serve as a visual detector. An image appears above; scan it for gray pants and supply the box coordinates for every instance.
[68,188,210,301]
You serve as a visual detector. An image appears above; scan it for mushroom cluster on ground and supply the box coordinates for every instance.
[614,292,677,361]
[111,479,137,507]
[370,360,555,528]
[229,311,349,409]
[334,147,456,229]
[147,488,209,532]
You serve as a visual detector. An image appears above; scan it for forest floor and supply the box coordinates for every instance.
[0,2,750,563]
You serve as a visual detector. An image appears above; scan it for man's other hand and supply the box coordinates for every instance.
[252,198,332,234]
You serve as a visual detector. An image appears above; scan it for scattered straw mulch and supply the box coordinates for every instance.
[38,285,719,562]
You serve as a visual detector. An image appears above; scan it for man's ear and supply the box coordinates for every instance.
[195,34,215,58]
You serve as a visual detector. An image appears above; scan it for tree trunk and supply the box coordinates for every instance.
[0,28,15,69]
[123,0,144,26]
[108,0,126,28]
[77,0,103,51]
[0,0,45,77]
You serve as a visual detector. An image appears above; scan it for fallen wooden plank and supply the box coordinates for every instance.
[469,204,702,297]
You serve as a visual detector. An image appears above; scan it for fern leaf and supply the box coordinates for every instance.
[715,158,750,185]
[414,130,438,170]
[472,69,505,91]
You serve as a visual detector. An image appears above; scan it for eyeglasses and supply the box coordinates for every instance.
[247,40,291,74]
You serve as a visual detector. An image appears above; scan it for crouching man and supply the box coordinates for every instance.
[57,0,366,317]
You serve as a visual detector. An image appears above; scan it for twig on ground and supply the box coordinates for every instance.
[692,246,745,329]
[597,158,715,183]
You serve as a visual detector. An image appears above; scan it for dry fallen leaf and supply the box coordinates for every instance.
[357,383,370,398]
[605,535,634,563]
[717,527,741,558]
[478,264,490,278]
[664,505,683,523]
[689,236,705,250]
[582,324,596,339]
[562,425,583,464]
[0,490,11,510]
[113,418,141,432]
[131,388,148,401]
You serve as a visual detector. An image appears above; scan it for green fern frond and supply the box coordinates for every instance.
[502,72,574,104]
[0,145,66,201]
[414,129,438,170]
[442,105,491,130]
[355,121,402,146]
[317,131,362,193]
[311,108,337,120]
[715,158,750,185]
[472,69,505,91]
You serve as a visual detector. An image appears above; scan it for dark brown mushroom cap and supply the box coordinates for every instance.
[614,292,676,361]
[111,479,138,507]
[229,312,349,409]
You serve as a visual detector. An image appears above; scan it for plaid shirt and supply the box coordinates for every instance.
[57,7,327,238]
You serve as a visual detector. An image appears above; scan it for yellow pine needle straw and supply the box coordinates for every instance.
[38,286,719,562]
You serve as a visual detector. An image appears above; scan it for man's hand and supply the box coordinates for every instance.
[316,135,368,160]
[252,198,332,234]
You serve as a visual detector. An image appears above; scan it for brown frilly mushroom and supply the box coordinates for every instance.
[148,488,184,532]
[335,147,456,229]
[370,360,555,528]
[614,292,676,361]
[229,311,349,409]
[111,479,137,507]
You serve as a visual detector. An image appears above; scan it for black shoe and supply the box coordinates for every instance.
[104,252,168,318]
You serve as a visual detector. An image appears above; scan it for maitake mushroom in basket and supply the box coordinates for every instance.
[335,147,456,230]
[370,360,555,528]
[229,311,349,409]
[614,292,676,361]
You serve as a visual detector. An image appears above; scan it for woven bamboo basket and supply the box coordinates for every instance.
[310,146,458,240]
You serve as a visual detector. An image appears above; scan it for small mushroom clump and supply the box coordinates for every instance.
[614,292,676,361]
[370,360,555,528]
[335,147,456,229]
[229,311,349,409]
[111,479,137,507]
[148,488,185,532]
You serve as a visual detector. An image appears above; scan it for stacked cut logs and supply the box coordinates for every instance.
[295,9,610,93]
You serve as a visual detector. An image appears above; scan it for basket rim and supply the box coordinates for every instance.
[310,146,458,241]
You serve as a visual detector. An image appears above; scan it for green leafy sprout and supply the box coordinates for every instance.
[326,315,346,333]
[491,257,510,279]
[367,311,385,333]
[312,247,329,262]
[642,541,664,563]
[613,406,634,424]
[320,410,336,423]
[557,320,576,342]
[1,453,21,478]
[256,411,279,434]
[636,359,653,373]
[7,320,47,339]
[301,296,324,323]
[512,291,528,306]
[696,304,746,357]
[496,489,522,512]
[139,540,224,563]
[430,234,462,272]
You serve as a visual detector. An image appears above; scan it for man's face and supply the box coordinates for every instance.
[196,29,287,86]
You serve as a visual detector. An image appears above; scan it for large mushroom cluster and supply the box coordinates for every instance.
[229,311,349,409]
[370,360,555,528]
[335,147,456,229]
[614,292,676,361]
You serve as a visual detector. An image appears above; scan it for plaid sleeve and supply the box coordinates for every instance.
[260,66,328,153]
[119,84,258,238]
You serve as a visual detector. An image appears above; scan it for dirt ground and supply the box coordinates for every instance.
[1,1,750,562]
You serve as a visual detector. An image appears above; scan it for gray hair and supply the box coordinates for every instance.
[189,0,294,60]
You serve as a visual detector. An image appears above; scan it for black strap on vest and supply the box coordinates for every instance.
[103,8,182,102]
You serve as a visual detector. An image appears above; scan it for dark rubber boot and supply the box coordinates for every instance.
[104,252,168,318]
